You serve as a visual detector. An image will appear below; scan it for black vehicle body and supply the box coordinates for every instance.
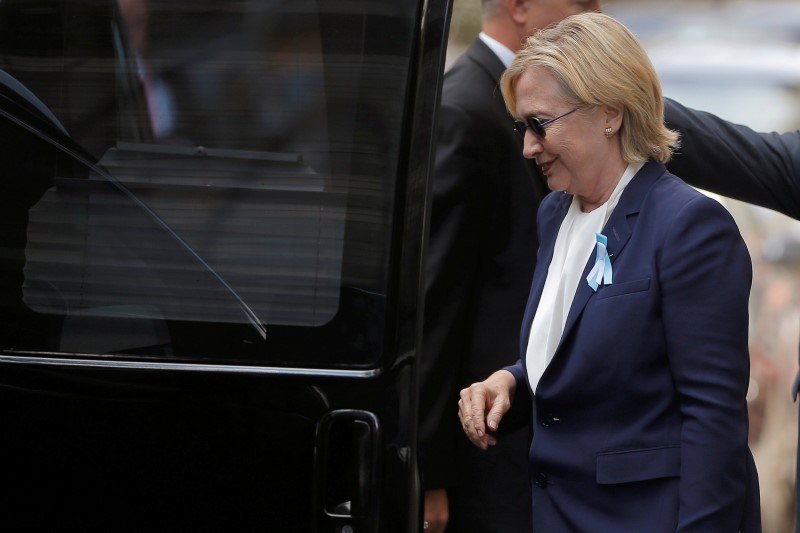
[0,1,451,530]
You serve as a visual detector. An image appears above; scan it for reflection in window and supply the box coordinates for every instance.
[0,0,416,365]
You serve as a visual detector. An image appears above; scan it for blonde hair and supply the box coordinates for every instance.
[500,12,679,164]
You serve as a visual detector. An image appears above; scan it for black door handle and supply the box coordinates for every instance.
[314,409,381,532]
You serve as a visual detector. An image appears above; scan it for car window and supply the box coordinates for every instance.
[0,0,419,367]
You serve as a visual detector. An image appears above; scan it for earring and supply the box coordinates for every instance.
[604,126,613,138]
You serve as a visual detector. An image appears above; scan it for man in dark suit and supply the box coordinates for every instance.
[664,97,800,532]
[419,1,600,531]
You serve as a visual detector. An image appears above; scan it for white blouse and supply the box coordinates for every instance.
[526,162,643,393]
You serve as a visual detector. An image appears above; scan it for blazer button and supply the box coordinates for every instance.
[540,413,559,427]
[535,472,548,488]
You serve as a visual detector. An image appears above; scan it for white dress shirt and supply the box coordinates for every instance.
[478,32,516,68]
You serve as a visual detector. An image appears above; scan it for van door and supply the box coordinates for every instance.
[0,1,450,531]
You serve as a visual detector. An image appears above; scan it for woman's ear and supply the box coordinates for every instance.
[604,105,624,132]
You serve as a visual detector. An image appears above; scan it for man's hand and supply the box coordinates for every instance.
[423,488,448,533]
[458,370,516,450]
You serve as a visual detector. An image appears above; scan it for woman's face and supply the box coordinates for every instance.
[513,67,620,204]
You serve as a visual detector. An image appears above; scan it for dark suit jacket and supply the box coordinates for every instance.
[419,38,548,532]
[506,161,760,532]
[665,97,800,219]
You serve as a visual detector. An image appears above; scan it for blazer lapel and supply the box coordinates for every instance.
[466,38,507,85]
[557,161,665,351]
[519,192,571,357]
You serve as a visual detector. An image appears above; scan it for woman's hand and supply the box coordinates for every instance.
[458,370,516,450]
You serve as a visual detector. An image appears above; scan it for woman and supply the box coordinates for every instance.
[457,12,760,532]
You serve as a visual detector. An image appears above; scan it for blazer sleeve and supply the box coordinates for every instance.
[665,97,800,220]
[658,192,753,530]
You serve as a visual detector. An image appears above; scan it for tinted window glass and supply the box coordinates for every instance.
[0,0,417,367]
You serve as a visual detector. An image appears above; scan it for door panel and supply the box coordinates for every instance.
[0,0,450,530]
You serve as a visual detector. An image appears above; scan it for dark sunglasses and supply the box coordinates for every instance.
[513,108,577,139]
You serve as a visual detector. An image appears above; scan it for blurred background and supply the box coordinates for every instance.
[448,1,800,531]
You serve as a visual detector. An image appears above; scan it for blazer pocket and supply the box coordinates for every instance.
[596,445,680,485]
[595,277,650,300]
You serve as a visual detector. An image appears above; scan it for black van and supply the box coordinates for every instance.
[0,0,450,530]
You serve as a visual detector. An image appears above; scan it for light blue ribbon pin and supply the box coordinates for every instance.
[586,233,612,292]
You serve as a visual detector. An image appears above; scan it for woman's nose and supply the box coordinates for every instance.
[522,132,543,160]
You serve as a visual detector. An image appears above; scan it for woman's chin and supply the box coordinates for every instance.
[546,176,567,194]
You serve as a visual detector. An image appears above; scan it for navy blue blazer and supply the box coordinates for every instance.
[506,160,760,532]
